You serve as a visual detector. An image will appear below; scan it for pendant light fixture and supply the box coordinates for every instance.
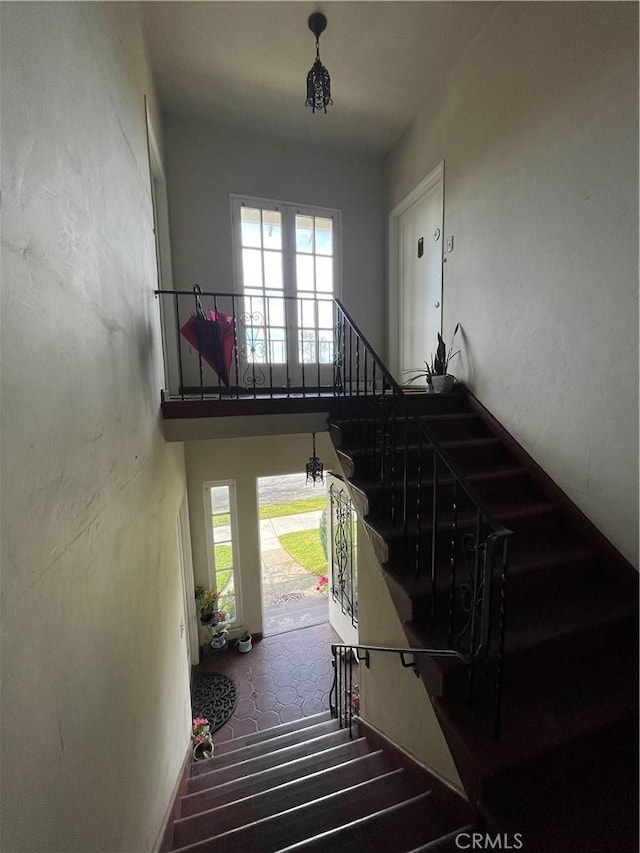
[306,433,324,485]
[305,12,332,113]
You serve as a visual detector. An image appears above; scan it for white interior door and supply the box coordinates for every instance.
[390,164,444,383]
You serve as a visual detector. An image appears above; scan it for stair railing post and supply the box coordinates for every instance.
[494,536,510,742]
[448,479,458,647]
[430,452,439,618]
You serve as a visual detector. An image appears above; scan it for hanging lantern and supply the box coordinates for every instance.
[306,433,324,485]
[305,13,332,114]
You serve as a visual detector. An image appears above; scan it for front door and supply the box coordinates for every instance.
[393,166,444,383]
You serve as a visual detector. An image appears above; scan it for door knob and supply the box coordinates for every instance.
[435,301,440,308]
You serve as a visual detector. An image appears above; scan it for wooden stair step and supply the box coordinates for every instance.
[174,769,414,853]
[271,792,462,853]
[193,719,340,773]
[212,711,333,757]
[174,751,391,847]
[180,737,373,817]
[187,729,352,794]
[431,670,638,788]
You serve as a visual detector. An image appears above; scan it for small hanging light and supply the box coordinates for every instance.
[306,433,324,485]
[306,12,332,114]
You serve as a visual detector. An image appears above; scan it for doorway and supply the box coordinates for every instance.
[257,473,329,637]
[389,162,444,382]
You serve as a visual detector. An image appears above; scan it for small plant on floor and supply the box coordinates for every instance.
[404,323,460,390]
[195,585,219,623]
[191,717,214,761]
[315,574,329,595]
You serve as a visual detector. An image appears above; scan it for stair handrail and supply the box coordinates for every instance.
[333,300,513,740]
[329,641,469,740]
[334,299,510,538]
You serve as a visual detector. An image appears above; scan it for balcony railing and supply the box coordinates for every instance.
[155,287,343,400]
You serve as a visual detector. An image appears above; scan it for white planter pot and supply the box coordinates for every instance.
[430,374,455,393]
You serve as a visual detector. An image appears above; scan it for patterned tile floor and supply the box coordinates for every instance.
[198,622,341,745]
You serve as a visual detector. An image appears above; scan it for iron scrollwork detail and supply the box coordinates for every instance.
[330,483,358,626]
[455,533,487,657]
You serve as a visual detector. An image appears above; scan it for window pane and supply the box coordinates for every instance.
[242,248,263,289]
[298,298,316,328]
[296,255,314,292]
[319,330,334,364]
[262,210,282,250]
[315,217,333,256]
[317,300,333,328]
[210,486,230,514]
[266,296,285,326]
[299,331,317,363]
[214,541,233,569]
[267,328,286,363]
[264,251,283,290]
[241,207,261,248]
[295,215,314,253]
[315,256,333,293]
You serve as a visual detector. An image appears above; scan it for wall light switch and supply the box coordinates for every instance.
[446,236,454,253]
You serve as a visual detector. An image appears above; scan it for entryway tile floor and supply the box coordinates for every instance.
[197,622,341,745]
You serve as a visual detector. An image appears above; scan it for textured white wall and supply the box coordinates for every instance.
[387,2,639,566]
[163,115,387,354]
[1,4,190,851]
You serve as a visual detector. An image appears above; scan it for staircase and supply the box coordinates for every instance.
[168,711,473,852]
[328,385,639,853]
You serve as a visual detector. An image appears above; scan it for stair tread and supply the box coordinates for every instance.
[180,738,373,817]
[341,436,503,459]
[174,769,414,853]
[212,712,333,756]
[349,466,529,497]
[187,729,352,794]
[175,751,392,847]
[193,719,340,772]
[270,792,462,853]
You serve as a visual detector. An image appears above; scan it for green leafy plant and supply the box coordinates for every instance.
[194,585,219,616]
[405,323,460,385]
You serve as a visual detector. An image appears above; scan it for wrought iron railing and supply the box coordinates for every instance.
[333,300,512,740]
[330,642,464,739]
[155,287,338,399]
[329,481,358,627]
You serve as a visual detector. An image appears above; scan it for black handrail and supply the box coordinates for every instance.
[333,299,512,740]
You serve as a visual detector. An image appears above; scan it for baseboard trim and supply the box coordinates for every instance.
[155,742,192,853]
[356,717,473,826]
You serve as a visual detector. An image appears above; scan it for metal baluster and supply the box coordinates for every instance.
[174,294,185,401]
[416,426,423,579]
[213,294,220,399]
[301,299,306,395]
[494,538,509,742]
[371,362,378,474]
[348,649,353,738]
[285,297,292,398]
[194,287,204,400]
[403,410,409,563]
[466,509,483,706]
[266,295,273,398]
[338,646,343,728]
[431,453,439,619]
[329,645,337,717]
[363,351,368,456]
[316,300,321,395]
[231,295,240,398]
[448,479,458,647]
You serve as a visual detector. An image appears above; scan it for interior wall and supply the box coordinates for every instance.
[386,1,639,567]
[357,520,462,788]
[1,4,190,851]
[184,432,335,636]
[163,114,387,354]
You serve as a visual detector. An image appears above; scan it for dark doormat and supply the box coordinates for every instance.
[191,672,238,733]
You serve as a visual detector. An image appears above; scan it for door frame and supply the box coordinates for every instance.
[388,161,445,381]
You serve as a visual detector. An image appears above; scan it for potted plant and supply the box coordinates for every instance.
[195,585,220,625]
[405,324,460,393]
[191,717,214,760]
[238,631,252,654]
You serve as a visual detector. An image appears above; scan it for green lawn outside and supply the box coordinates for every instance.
[212,496,326,528]
[278,529,327,576]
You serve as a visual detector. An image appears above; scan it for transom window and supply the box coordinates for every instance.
[231,196,341,376]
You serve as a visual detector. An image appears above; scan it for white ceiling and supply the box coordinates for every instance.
[141,1,500,156]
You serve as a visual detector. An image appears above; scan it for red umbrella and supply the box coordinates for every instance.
[180,289,235,387]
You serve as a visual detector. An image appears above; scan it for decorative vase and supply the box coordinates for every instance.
[209,633,228,651]
[238,635,252,653]
[193,738,214,761]
[430,374,455,393]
